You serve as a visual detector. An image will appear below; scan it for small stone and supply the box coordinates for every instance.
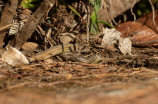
[22,42,38,50]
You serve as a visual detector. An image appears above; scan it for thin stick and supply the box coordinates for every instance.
[87,3,90,43]
[103,0,113,26]
[131,0,136,23]
[0,19,28,32]
[107,0,117,26]
[118,56,136,71]
[132,39,158,46]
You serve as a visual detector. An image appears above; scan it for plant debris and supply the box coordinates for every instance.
[0,0,158,104]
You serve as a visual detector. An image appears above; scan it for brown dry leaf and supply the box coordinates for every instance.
[115,21,158,45]
[136,10,158,33]
[1,45,29,66]
[22,42,38,50]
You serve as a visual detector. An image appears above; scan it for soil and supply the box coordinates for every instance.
[0,1,158,104]
[0,57,158,104]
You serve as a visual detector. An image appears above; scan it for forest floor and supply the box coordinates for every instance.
[1,1,158,104]
[1,50,158,104]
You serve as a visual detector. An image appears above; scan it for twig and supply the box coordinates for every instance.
[15,0,55,49]
[0,19,28,32]
[132,39,158,46]
[86,2,90,43]
[0,0,21,48]
[118,56,136,71]
[103,0,113,26]
[103,55,158,63]
[108,0,118,26]
[131,0,137,23]
[139,49,158,54]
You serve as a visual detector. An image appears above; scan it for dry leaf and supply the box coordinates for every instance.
[101,28,121,46]
[136,10,158,33]
[115,21,158,45]
[1,45,29,66]
[22,42,38,50]
[118,37,132,55]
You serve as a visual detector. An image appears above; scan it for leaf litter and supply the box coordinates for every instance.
[0,0,158,104]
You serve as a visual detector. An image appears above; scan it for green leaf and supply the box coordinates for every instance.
[99,20,113,28]
[21,3,37,9]
[89,0,101,35]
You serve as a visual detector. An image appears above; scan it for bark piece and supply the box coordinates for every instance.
[0,0,21,48]
[14,0,55,50]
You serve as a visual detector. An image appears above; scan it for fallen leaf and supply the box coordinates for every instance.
[101,28,121,46]
[1,45,29,66]
[115,21,158,45]
[137,10,158,33]
[118,37,132,55]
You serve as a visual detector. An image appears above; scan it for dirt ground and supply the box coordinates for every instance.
[0,59,158,104]
[1,0,158,104]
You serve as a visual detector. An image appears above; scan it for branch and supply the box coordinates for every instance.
[14,0,55,50]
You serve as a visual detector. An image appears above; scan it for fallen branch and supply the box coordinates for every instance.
[14,0,55,49]
[132,40,158,46]
[138,49,158,54]
[0,0,22,48]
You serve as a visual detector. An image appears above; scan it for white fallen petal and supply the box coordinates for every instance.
[1,46,29,66]
[118,37,133,55]
[101,28,121,46]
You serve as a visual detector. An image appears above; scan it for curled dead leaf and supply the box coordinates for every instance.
[1,45,29,66]
[115,21,158,46]
[137,10,158,33]
[101,28,121,46]
[118,37,132,55]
